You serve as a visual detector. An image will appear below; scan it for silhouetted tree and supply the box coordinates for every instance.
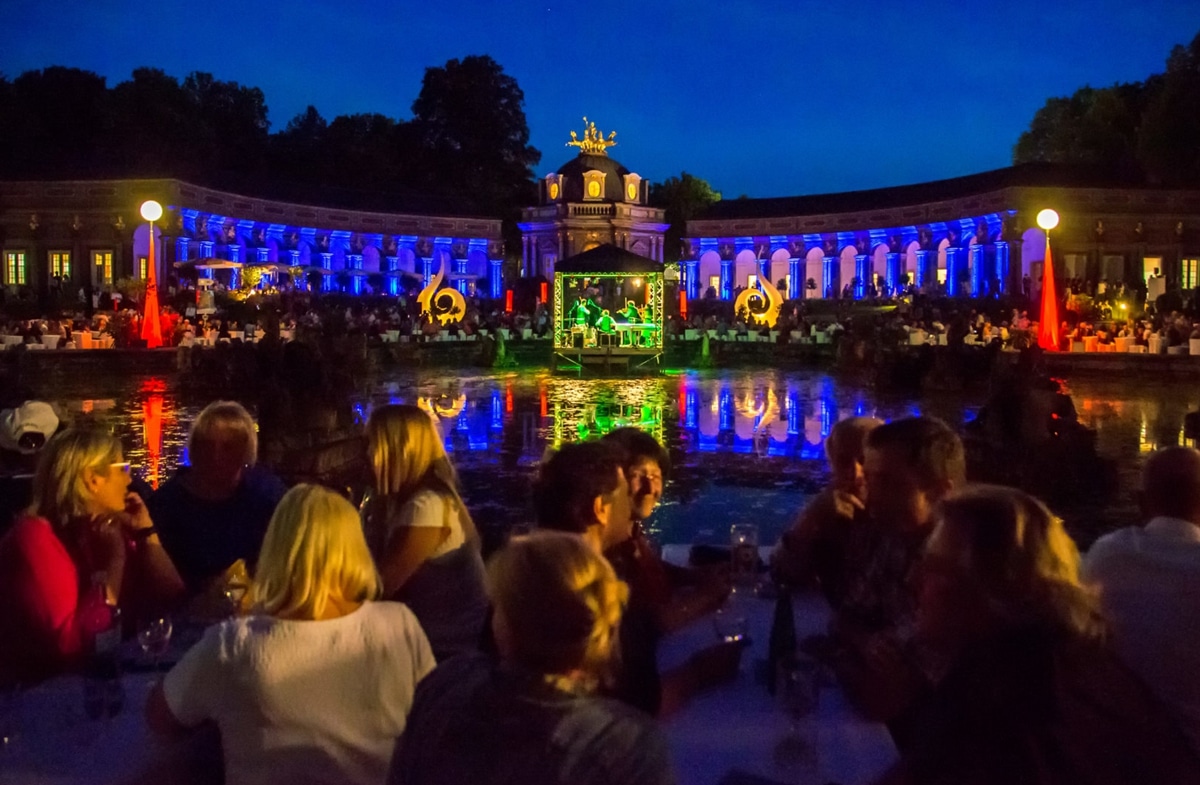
[651,172,722,264]
[1014,30,1200,186]
[409,55,540,217]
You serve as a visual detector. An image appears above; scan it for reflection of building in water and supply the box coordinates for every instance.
[680,378,846,459]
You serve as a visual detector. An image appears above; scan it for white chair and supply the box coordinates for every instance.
[41,335,61,349]
[1190,338,1200,356]
[1148,335,1165,354]
[1115,337,1132,353]
[1071,341,1086,353]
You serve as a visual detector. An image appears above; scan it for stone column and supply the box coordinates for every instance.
[320,252,334,293]
[945,247,962,296]
[490,259,503,298]
[994,242,1010,294]
[969,244,985,297]
[788,258,801,299]
[915,250,931,290]
[854,254,870,298]
[720,259,733,300]
[886,252,902,293]
[688,261,701,299]
[823,256,837,298]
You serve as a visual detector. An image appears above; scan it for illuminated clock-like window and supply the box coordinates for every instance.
[626,183,638,201]
[549,182,560,200]
[587,181,601,198]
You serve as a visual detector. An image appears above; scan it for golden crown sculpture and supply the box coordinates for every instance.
[567,117,617,155]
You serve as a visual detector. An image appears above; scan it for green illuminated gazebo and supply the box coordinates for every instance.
[553,244,664,369]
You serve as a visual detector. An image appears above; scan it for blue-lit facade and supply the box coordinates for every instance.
[680,166,1200,301]
[0,178,505,300]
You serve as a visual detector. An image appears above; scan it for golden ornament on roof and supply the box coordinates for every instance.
[566,117,617,155]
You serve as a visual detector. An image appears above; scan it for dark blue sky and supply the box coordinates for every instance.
[5,0,1199,197]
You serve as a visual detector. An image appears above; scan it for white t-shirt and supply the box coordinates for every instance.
[1083,517,1200,755]
[164,602,435,785]
[387,490,466,558]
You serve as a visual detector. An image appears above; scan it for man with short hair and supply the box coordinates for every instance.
[534,442,739,717]
[833,416,966,732]
[840,416,966,635]
[1083,446,1200,755]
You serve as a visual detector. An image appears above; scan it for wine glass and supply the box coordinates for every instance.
[773,655,820,775]
[137,617,174,671]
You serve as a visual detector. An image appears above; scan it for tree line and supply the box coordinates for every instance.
[0,55,541,230]
[1014,31,1200,186]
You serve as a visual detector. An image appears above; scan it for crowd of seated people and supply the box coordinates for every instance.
[6,399,1200,784]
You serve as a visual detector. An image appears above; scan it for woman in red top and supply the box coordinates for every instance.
[0,427,185,685]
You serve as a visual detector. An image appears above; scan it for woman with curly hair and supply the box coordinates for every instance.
[883,485,1200,785]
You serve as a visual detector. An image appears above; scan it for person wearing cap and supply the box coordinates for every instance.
[0,401,60,536]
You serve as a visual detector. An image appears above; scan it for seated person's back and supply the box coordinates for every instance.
[151,485,434,785]
[1083,446,1200,755]
[390,532,673,785]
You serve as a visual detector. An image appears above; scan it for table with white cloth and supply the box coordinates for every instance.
[2,665,221,785]
[659,545,898,785]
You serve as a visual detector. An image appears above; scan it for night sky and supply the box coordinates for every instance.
[4,0,1199,198]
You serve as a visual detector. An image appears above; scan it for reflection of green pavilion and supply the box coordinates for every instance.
[553,244,665,371]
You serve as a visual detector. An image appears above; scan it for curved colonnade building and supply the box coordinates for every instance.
[681,163,1200,302]
[0,178,503,301]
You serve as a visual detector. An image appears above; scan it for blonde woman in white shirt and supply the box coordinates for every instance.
[363,404,488,660]
[147,484,435,785]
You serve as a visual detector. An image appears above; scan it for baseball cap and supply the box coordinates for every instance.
[0,401,60,454]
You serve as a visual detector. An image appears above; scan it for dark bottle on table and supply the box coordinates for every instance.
[766,583,796,696]
[79,571,124,719]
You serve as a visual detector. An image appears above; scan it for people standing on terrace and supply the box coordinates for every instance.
[389,531,675,785]
[1083,447,1200,756]
[149,401,287,598]
[363,403,488,660]
[0,427,185,685]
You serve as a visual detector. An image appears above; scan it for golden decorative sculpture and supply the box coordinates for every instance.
[417,258,467,326]
[734,275,784,327]
[566,116,617,155]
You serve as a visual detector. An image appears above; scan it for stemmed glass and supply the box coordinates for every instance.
[773,655,820,775]
[137,617,174,672]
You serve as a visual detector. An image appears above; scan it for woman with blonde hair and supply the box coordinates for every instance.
[148,484,434,785]
[883,484,1200,785]
[0,427,184,684]
[364,403,487,659]
[390,531,674,785]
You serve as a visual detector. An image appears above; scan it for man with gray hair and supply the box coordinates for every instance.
[1083,446,1200,754]
[148,401,287,595]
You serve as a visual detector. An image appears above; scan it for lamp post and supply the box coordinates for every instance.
[139,200,164,349]
[1036,209,1060,351]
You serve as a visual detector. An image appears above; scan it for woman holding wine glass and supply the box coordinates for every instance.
[0,428,185,686]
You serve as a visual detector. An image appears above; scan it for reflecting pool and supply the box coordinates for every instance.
[22,368,1200,551]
